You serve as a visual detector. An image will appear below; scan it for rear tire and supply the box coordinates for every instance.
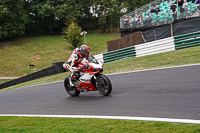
[64,76,80,97]
[96,75,112,96]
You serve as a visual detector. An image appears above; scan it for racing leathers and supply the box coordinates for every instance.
[64,48,87,87]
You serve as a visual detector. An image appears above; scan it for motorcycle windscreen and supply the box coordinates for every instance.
[88,55,99,64]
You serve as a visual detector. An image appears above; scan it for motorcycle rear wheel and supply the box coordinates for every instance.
[96,75,112,96]
[64,76,80,97]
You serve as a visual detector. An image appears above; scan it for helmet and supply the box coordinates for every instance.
[80,45,90,58]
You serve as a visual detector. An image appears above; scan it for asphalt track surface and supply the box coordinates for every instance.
[0,65,200,120]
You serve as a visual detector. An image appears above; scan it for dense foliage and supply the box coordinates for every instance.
[0,0,153,40]
[0,0,27,39]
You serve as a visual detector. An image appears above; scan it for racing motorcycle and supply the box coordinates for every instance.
[63,55,112,97]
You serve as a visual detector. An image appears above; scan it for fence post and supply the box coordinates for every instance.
[149,3,151,10]
[171,23,173,37]
[177,0,179,19]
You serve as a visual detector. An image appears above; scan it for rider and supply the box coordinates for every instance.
[63,45,90,87]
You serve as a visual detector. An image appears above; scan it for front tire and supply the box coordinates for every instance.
[64,76,80,97]
[96,75,112,96]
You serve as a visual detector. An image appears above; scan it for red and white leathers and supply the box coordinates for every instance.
[63,48,85,87]
[64,48,84,73]
[63,45,90,86]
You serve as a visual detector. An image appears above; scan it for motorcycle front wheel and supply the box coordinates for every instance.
[96,75,112,96]
[64,76,80,97]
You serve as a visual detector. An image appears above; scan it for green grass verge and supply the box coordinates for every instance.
[0,72,70,92]
[1,45,200,92]
[0,79,12,84]
[0,117,199,133]
[0,34,120,77]
[104,45,200,74]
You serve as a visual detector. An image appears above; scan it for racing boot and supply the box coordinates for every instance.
[69,76,76,87]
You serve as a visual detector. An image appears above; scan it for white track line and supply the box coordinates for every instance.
[0,114,200,124]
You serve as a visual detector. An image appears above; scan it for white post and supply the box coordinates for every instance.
[80,31,87,45]
[84,34,86,45]
[177,0,179,19]
[149,3,151,10]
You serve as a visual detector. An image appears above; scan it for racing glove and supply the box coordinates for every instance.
[79,63,89,72]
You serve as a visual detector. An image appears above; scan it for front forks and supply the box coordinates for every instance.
[95,76,105,91]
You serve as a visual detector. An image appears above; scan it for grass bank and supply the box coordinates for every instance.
[0,117,199,133]
[104,45,200,74]
[1,45,200,91]
[0,72,70,92]
[0,79,11,84]
[0,34,120,77]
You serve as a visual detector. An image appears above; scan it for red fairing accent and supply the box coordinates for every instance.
[81,69,87,72]
[89,65,94,70]
[88,69,100,75]
[77,63,101,74]
[99,60,103,64]
[77,63,85,72]
[77,63,85,67]
[77,81,97,91]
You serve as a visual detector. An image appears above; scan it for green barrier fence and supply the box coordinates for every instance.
[103,46,136,63]
[103,30,200,64]
[174,31,200,50]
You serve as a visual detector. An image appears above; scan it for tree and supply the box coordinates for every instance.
[0,0,155,39]
[108,0,125,32]
[0,0,28,40]
[76,0,99,30]
[92,0,127,32]
[64,22,84,48]
[25,0,81,34]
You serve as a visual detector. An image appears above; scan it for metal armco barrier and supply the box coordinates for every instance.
[174,31,200,50]
[103,46,136,64]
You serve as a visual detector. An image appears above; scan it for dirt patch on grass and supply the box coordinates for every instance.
[0,40,24,50]
[0,43,12,50]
